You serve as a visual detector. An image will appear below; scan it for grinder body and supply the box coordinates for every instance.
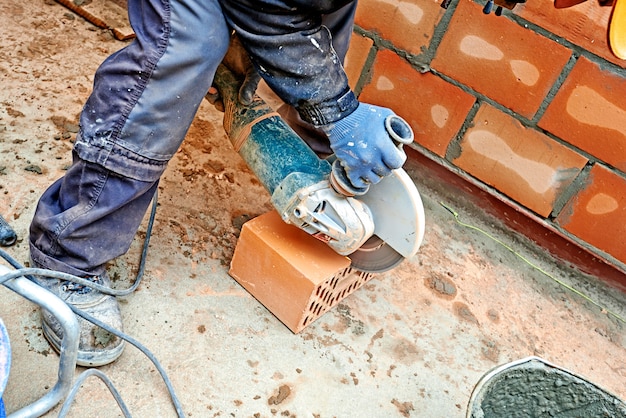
[215,65,374,256]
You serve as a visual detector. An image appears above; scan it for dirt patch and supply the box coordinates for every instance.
[453,301,479,325]
[268,384,291,405]
[391,398,415,417]
[425,273,457,299]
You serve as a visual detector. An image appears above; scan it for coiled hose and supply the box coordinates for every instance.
[0,191,185,417]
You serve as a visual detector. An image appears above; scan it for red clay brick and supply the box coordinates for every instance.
[539,57,626,172]
[345,33,374,91]
[431,0,571,118]
[453,104,588,217]
[355,0,445,55]
[516,1,623,67]
[556,164,626,265]
[359,49,475,157]
[229,211,375,333]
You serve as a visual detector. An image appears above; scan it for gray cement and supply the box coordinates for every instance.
[468,357,626,417]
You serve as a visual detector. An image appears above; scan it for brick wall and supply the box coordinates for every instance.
[344,0,626,276]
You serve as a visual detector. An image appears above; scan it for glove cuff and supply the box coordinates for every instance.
[324,102,385,144]
[297,89,358,126]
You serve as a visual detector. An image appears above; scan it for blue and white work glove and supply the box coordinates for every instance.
[323,103,408,191]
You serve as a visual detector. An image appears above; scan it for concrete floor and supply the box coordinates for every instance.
[1,1,626,416]
[2,134,626,417]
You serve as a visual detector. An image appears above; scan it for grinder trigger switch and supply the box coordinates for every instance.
[330,114,414,197]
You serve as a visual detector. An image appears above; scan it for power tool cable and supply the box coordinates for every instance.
[0,191,186,417]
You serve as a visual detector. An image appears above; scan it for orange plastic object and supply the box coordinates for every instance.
[610,0,626,59]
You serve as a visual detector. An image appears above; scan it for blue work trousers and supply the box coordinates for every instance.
[30,0,356,277]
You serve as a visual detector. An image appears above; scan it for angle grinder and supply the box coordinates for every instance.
[212,64,425,273]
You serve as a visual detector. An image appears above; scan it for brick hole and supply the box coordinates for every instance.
[329,293,337,304]
[315,303,324,315]
[307,272,377,328]
[323,290,333,304]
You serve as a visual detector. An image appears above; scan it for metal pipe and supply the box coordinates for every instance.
[0,265,79,418]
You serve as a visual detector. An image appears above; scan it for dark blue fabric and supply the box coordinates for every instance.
[219,0,359,125]
[74,0,231,182]
[31,153,159,277]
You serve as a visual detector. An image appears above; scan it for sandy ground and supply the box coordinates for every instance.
[1,1,626,417]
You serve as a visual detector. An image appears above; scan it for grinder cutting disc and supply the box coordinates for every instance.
[350,168,425,273]
[347,235,404,273]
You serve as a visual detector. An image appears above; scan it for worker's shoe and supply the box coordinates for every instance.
[35,272,125,367]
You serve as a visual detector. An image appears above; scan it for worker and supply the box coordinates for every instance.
[28,0,408,367]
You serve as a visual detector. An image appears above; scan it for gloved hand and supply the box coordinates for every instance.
[207,34,262,110]
[323,103,408,190]
[222,34,262,105]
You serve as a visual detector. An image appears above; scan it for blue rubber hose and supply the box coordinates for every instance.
[0,317,10,418]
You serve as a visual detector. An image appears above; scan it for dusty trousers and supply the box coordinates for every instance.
[30,0,357,276]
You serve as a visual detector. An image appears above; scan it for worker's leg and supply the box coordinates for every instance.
[29,0,230,366]
[30,155,159,278]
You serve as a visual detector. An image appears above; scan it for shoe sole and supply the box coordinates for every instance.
[42,320,125,367]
